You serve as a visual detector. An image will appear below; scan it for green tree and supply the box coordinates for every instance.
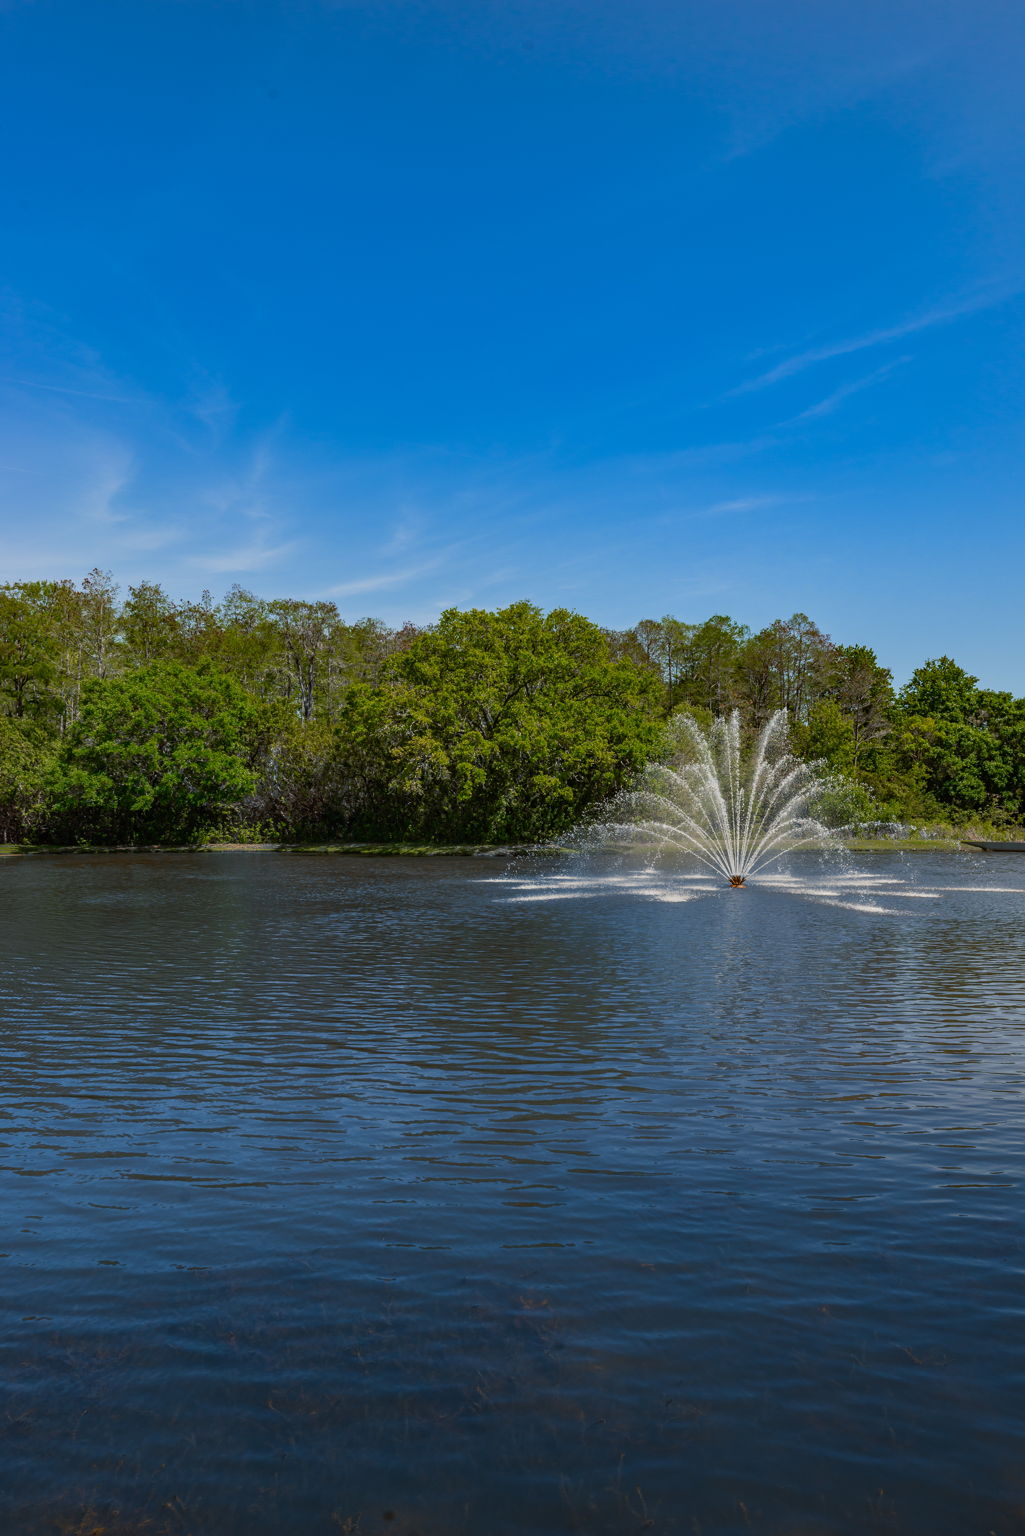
[684,614,748,714]
[0,587,61,722]
[331,602,663,842]
[975,691,1025,815]
[896,656,980,723]
[205,587,277,688]
[253,717,356,836]
[121,582,182,664]
[48,661,266,843]
[630,616,697,713]
[735,625,780,723]
[824,644,893,761]
[871,657,1015,819]
[740,608,835,721]
[77,568,121,680]
[266,598,342,721]
[0,717,53,841]
[792,698,857,774]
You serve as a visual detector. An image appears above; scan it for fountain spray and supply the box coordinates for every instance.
[606,711,834,886]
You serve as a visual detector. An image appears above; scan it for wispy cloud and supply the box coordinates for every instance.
[0,376,141,405]
[0,353,300,585]
[729,285,1016,396]
[693,494,789,518]
[190,538,297,575]
[81,462,134,525]
[113,522,186,554]
[327,559,446,598]
[0,433,160,575]
[186,377,239,437]
[781,357,911,423]
[380,511,424,556]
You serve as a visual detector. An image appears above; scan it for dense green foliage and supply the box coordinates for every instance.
[0,572,1021,843]
[331,603,662,841]
[47,661,267,843]
[624,615,1025,827]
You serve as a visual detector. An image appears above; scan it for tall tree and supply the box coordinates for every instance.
[896,656,980,723]
[266,598,342,721]
[77,568,121,681]
[0,587,61,722]
[121,582,182,665]
[822,644,893,762]
[684,615,748,715]
[630,616,696,713]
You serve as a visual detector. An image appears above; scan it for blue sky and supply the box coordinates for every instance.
[1,0,1023,687]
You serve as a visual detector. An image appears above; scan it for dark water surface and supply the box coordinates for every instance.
[1,852,1024,1535]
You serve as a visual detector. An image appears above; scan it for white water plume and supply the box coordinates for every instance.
[599,710,835,885]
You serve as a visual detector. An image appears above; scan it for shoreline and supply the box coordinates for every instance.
[0,837,983,857]
[0,841,541,857]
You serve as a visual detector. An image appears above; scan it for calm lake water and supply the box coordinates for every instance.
[1,851,1024,1535]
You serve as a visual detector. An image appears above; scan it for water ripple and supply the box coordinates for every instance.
[0,851,1023,1534]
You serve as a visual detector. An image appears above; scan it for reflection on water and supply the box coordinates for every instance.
[1,851,1024,1535]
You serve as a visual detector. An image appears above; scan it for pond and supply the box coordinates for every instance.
[1,851,1023,1535]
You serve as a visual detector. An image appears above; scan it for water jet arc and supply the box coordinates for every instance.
[603,709,834,885]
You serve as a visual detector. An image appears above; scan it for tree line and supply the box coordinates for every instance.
[0,572,1021,844]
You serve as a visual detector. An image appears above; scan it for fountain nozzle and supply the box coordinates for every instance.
[729,875,746,887]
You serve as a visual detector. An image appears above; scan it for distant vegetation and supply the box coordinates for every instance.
[0,571,1022,845]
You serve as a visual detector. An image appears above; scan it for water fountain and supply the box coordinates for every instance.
[602,710,835,886]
